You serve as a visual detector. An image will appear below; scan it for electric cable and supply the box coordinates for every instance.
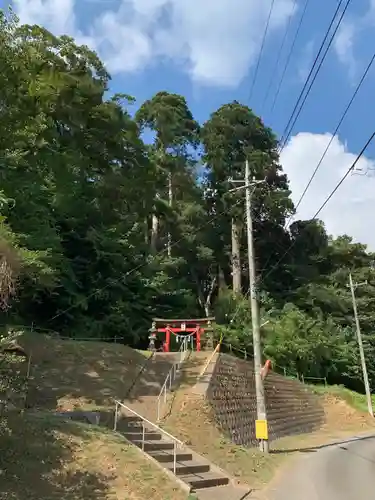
[279,0,353,152]
[259,130,375,285]
[249,0,277,103]
[285,49,375,228]
[269,0,311,115]
[278,0,349,150]
[261,0,298,113]
[310,130,375,220]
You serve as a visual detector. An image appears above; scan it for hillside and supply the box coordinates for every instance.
[1,334,194,499]
[20,333,212,423]
[20,333,154,411]
[311,384,375,414]
[1,12,375,423]
[2,332,374,498]
[0,412,187,500]
[161,352,375,491]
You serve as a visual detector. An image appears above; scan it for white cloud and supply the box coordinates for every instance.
[333,21,358,81]
[14,0,296,87]
[280,132,375,250]
[298,40,315,83]
[333,1,375,78]
[369,0,375,17]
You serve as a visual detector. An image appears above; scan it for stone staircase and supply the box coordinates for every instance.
[44,347,251,499]
[125,351,182,420]
[115,412,250,498]
[118,350,250,498]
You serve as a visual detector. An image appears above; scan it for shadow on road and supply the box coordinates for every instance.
[271,433,375,455]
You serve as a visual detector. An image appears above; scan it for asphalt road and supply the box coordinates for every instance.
[260,434,375,500]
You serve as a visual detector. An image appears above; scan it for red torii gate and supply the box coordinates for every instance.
[150,317,215,352]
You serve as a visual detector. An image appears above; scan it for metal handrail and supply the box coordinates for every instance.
[156,337,189,421]
[221,340,249,359]
[114,399,183,474]
[197,341,221,379]
[221,340,314,382]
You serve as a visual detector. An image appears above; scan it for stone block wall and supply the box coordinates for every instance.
[206,353,325,447]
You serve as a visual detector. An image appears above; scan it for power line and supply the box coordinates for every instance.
[261,0,298,113]
[278,0,348,149]
[279,0,353,152]
[260,130,375,284]
[278,0,348,150]
[249,0,277,103]
[311,130,375,219]
[269,0,311,115]
[286,49,375,228]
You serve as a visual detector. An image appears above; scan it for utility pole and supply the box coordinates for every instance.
[229,159,269,452]
[348,272,373,417]
[245,159,269,452]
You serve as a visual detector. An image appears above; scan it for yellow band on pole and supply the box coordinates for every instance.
[255,419,269,440]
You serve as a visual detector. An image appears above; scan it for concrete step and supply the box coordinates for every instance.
[148,450,194,463]
[163,460,210,476]
[132,439,175,451]
[118,421,143,429]
[120,414,141,421]
[116,421,144,432]
[117,416,142,426]
[179,471,230,490]
[123,431,162,441]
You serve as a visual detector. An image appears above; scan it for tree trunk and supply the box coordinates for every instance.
[144,217,149,244]
[151,214,159,253]
[143,200,149,245]
[194,273,217,318]
[218,266,226,291]
[231,218,242,294]
[167,170,172,257]
[151,192,160,254]
[204,276,217,317]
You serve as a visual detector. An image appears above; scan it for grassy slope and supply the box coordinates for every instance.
[11,335,375,497]
[20,333,152,411]
[0,412,187,500]
[310,383,375,413]
[1,334,189,499]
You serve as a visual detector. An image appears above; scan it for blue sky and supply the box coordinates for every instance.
[3,0,375,248]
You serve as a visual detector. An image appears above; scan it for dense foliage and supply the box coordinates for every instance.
[1,10,375,393]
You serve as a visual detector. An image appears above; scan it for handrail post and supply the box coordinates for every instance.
[142,420,145,451]
[113,400,184,462]
[156,337,190,425]
[114,402,118,431]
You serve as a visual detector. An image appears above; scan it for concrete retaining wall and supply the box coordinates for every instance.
[206,353,325,446]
